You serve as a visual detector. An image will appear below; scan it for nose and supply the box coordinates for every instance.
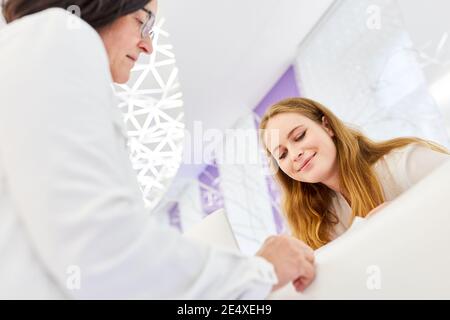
[291,150,304,162]
[138,37,153,55]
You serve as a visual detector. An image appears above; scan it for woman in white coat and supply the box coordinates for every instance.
[0,0,316,299]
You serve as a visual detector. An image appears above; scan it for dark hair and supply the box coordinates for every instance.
[2,0,150,30]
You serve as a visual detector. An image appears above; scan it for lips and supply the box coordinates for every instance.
[298,152,316,172]
[126,55,137,62]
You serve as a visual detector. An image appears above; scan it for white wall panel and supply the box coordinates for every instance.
[295,0,450,147]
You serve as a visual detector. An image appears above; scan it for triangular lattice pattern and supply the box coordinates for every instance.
[114,18,185,210]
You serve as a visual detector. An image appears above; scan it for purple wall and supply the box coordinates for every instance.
[254,66,300,117]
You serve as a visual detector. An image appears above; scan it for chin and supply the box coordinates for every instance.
[293,171,321,184]
[111,68,131,84]
[113,75,130,84]
[297,177,319,184]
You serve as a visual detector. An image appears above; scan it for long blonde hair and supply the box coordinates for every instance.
[260,97,448,249]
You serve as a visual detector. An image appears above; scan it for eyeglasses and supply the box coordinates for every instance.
[140,8,156,40]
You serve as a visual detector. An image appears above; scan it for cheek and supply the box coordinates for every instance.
[273,158,293,179]
[113,38,130,60]
[323,138,337,159]
[316,138,337,170]
[304,133,337,179]
[279,162,291,176]
[108,24,138,57]
[312,129,335,155]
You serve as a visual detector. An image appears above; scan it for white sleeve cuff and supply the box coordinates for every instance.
[237,256,278,300]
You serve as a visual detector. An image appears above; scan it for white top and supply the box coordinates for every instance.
[0,8,277,299]
[331,143,450,238]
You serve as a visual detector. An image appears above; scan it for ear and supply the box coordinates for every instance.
[321,116,335,137]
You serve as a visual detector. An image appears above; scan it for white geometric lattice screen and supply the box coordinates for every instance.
[113,18,185,210]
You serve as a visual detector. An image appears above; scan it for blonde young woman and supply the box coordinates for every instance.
[260,97,450,250]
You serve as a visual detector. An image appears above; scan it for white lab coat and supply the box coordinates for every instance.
[0,8,277,299]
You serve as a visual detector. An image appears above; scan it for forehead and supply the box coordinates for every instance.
[266,112,311,129]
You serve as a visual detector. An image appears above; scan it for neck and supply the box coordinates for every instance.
[322,166,350,202]
[323,173,340,193]
[323,175,351,206]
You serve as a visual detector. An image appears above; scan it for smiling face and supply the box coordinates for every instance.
[98,0,158,84]
[263,112,339,185]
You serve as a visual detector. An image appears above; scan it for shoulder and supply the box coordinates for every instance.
[382,142,448,167]
[0,8,115,126]
[376,142,450,191]
[0,8,112,113]
[381,143,421,163]
[1,7,98,38]
[3,7,76,26]
[0,8,110,82]
[1,8,98,42]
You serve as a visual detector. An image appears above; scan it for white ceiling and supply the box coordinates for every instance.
[159,0,334,133]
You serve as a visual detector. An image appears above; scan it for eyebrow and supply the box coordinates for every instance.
[142,7,154,17]
[139,8,148,17]
[271,125,304,155]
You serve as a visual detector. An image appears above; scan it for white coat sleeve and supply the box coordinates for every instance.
[0,9,277,299]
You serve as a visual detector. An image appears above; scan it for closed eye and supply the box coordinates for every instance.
[136,17,144,25]
[278,151,287,160]
[278,131,306,160]
[294,131,306,141]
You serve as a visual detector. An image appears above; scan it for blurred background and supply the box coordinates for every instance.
[2,0,450,254]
